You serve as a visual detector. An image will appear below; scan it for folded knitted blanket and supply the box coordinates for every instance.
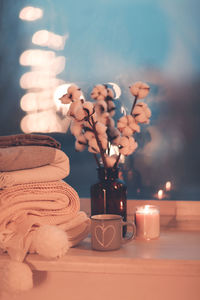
[0,180,90,262]
[0,134,61,149]
[0,148,70,189]
[0,146,57,171]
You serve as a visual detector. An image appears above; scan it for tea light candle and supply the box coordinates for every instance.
[135,205,160,240]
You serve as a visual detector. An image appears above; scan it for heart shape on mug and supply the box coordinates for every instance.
[95,224,116,248]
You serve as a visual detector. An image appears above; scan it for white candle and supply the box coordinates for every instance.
[135,205,160,240]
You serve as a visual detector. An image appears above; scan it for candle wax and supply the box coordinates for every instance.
[135,205,160,240]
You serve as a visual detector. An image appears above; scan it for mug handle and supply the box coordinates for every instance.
[122,221,136,244]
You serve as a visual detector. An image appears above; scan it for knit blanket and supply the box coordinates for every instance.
[0,134,61,149]
[0,148,70,189]
[0,180,90,261]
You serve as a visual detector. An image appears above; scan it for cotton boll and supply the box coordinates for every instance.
[121,126,133,136]
[68,100,82,117]
[83,101,94,115]
[88,138,100,153]
[98,135,108,150]
[88,146,99,154]
[127,137,138,155]
[70,121,82,137]
[33,225,69,259]
[119,145,129,156]
[1,261,33,293]
[91,84,107,100]
[75,135,87,151]
[129,81,150,99]
[117,116,128,131]
[84,131,95,141]
[67,85,82,101]
[107,100,115,116]
[119,136,129,147]
[95,100,107,115]
[59,93,72,104]
[132,103,151,124]
[95,122,107,135]
[107,116,115,128]
[74,107,86,121]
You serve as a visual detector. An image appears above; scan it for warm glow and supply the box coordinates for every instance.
[165,181,171,192]
[120,201,123,211]
[19,49,55,66]
[20,91,54,112]
[20,71,64,89]
[157,189,163,200]
[32,30,68,50]
[20,110,67,133]
[19,6,43,21]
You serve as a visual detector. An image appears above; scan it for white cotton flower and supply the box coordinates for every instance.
[117,115,139,136]
[105,154,118,168]
[118,136,137,156]
[74,101,94,121]
[91,84,107,101]
[97,112,110,125]
[84,130,95,141]
[128,136,138,155]
[74,106,86,121]
[107,116,115,128]
[67,100,83,117]
[95,122,107,135]
[75,135,87,151]
[83,101,94,115]
[68,85,82,100]
[121,126,133,136]
[60,84,82,104]
[98,135,108,150]
[94,100,107,115]
[132,102,151,124]
[129,81,150,99]
[127,115,140,133]
[108,127,120,143]
[70,120,82,137]
[88,137,100,153]
[119,136,129,148]
[59,93,72,104]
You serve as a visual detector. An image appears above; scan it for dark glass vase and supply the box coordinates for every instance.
[90,167,127,235]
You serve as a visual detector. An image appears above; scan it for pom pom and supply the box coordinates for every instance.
[33,225,70,259]
[0,261,33,293]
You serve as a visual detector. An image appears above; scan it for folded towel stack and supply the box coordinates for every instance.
[0,134,90,293]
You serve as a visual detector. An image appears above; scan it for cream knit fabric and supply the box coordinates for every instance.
[0,148,70,189]
[0,180,90,261]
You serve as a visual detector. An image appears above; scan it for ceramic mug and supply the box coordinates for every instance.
[91,214,136,251]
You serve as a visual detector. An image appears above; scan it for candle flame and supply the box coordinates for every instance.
[157,189,163,200]
[165,181,171,192]
[120,201,123,211]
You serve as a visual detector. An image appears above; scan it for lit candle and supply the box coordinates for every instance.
[157,189,163,200]
[135,205,160,240]
[165,181,171,192]
[120,201,123,211]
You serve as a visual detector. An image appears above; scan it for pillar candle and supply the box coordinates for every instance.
[135,205,160,240]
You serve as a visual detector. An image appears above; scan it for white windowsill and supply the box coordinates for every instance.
[0,199,200,277]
